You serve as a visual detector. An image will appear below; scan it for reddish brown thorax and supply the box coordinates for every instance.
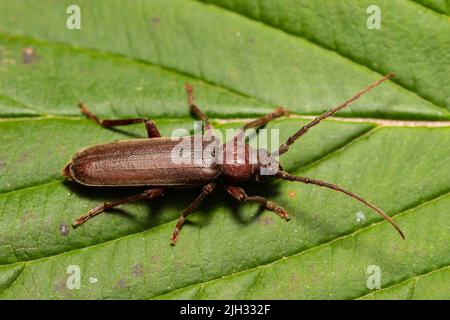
[219,137,279,183]
[220,142,256,183]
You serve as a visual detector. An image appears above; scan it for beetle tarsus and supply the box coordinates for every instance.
[71,188,164,229]
[72,203,106,228]
[170,229,180,246]
[225,185,290,222]
[268,202,290,221]
[78,102,161,138]
[170,182,217,246]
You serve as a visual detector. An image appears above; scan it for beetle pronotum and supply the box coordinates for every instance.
[62,73,404,245]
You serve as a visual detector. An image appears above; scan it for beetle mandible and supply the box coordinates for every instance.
[62,73,404,245]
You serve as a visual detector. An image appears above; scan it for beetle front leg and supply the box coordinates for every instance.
[170,182,216,246]
[78,103,161,138]
[241,107,288,130]
[232,107,288,142]
[72,188,164,228]
[225,185,290,221]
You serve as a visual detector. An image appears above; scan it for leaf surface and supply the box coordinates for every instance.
[0,0,448,299]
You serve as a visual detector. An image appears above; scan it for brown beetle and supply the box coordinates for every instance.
[63,73,404,245]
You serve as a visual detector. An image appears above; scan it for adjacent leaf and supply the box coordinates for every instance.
[412,0,450,15]
[0,0,448,299]
[0,0,448,119]
[200,0,450,110]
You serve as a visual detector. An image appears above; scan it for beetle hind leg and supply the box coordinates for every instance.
[72,188,164,228]
[78,103,161,138]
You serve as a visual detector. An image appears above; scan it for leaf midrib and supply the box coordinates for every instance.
[2,114,450,127]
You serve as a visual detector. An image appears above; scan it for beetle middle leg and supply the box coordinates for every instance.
[170,182,217,246]
[72,187,164,228]
[78,103,161,138]
[225,185,290,221]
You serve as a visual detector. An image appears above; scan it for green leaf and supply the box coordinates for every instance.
[0,0,449,299]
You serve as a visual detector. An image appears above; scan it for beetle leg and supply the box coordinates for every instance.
[78,103,161,138]
[184,83,214,138]
[170,182,216,246]
[242,107,288,130]
[225,185,290,221]
[72,188,164,228]
[232,107,288,142]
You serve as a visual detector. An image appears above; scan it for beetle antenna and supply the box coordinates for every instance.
[276,73,395,156]
[275,171,405,239]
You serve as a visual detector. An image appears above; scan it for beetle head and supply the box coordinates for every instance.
[254,148,282,182]
[219,141,281,183]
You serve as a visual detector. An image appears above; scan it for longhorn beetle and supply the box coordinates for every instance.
[62,73,405,245]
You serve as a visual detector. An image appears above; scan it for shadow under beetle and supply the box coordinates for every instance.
[62,73,405,245]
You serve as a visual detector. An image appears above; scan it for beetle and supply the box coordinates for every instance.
[62,73,404,245]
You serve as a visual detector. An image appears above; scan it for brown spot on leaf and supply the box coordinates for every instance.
[149,255,160,263]
[150,16,160,24]
[19,211,34,225]
[288,191,296,198]
[149,255,162,273]
[257,215,274,226]
[116,279,129,289]
[132,264,144,277]
[17,152,29,164]
[22,47,39,64]
[53,278,71,298]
